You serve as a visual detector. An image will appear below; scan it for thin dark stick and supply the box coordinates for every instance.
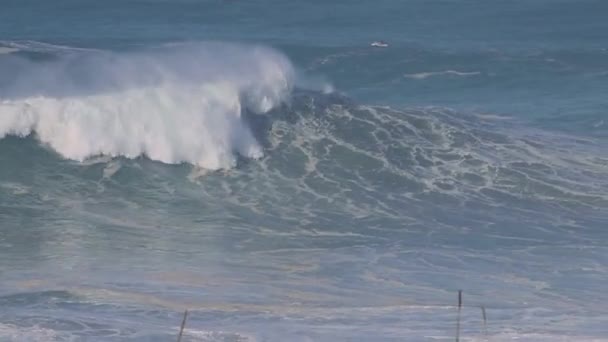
[458,290,463,308]
[481,306,488,339]
[456,290,462,342]
[177,309,189,342]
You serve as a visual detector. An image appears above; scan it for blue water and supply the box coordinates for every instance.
[1,1,607,341]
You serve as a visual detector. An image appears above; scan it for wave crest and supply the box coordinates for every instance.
[0,42,294,169]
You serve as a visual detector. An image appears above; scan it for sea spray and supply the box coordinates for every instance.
[0,42,294,169]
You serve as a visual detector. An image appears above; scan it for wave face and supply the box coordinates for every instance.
[0,42,293,169]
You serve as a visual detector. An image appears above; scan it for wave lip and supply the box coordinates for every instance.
[0,42,294,170]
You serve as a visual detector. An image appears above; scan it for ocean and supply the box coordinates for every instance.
[1,1,607,341]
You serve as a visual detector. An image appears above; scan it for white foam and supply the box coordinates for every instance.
[0,323,62,342]
[102,160,122,179]
[0,47,19,55]
[468,332,608,342]
[0,42,294,170]
[404,70,481,79]
[0,182,30,195]
[183,328,257,342]
[0,39,99,54]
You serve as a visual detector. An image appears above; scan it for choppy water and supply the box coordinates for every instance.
[1,1,607,341]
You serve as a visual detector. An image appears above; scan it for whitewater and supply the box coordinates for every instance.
[0,43,293,169]
[1,1,608,341]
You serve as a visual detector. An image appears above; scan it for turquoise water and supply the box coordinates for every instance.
[1,1,607,341]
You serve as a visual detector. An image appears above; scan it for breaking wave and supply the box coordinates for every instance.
[0,42,294,170]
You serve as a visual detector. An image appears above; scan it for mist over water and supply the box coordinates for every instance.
[1,1,608,341]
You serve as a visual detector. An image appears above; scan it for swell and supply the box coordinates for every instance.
[1,42,607,216]
[0,42,294,170]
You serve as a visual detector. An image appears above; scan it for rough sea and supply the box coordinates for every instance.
[1,1,607,341]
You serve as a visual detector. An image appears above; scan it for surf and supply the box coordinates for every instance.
[0,42,294,170]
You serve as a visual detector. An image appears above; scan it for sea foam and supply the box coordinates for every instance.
[0,42,294,169]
